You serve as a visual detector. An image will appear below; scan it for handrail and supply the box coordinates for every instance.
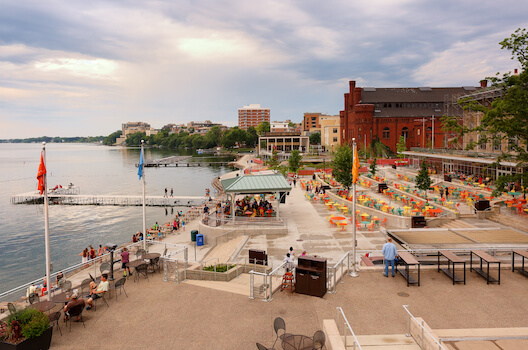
[403,305,446,350]
[336,307,363,349]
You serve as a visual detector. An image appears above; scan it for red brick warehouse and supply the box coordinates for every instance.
[340,81,481,152]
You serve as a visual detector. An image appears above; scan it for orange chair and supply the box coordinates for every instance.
[280,272,295,293]
[367,222,375,231]
[380,218,387,227]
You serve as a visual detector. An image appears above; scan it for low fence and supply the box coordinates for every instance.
[403,305,446,350]
[249,261,288,302]
[336,307,363,349]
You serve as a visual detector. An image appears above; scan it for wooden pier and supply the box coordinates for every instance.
[11,191,207,207]
[141,155,233,168]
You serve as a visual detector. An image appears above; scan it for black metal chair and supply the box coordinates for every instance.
[135,263,149,282]
[114,277,128,301]
[92,290,109,311]
[149,257,161,273]
[7,302,17,315]
[62,280,73,293]
[100,262,111,274]
[272,317,289,349]
[136,249,146,259]
[312,330,325,350]
[256,343,274,350]
[48,311,62,336]
[66,304,85,332]
[28,292,40,305]
[80,278,92,294]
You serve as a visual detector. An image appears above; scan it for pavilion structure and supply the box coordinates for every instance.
[220,173,292,223]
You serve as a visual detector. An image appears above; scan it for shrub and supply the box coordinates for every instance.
[3,308,49,342]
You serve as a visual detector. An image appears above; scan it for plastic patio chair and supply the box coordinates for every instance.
[48,310,62,336]
[114,277,128,301]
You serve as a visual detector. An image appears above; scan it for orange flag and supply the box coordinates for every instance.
[37,151,46,195]
[352,145,359,184]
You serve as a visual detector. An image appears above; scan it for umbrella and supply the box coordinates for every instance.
[509,191,521,197]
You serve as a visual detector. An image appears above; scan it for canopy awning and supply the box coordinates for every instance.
[221,174,292,194]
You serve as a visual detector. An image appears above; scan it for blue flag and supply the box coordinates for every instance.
[138,147,144,180]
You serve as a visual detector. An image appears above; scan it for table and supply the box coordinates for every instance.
[282,334,314,350]
[512,250,528,278]
[403,206,411,215]
[143,253,161,260]
[437,250,466,285]
[52,292,74,304]
[470,250,500,284]
[330,216,345,222]
[396,251,420,287]
[29,300,55,313]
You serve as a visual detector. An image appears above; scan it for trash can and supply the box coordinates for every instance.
[196,233,204,246]
[191,230,198,242]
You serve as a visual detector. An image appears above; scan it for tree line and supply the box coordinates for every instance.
[0,136,104,143]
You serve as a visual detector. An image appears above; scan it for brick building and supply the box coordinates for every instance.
[238,104,270,130]
[340,81,480,152]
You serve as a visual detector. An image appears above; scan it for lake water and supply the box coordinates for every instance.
[0,143,234,292]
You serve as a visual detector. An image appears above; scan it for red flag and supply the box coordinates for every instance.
[37,151,46,195]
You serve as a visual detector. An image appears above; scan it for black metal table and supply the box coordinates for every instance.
[282,334,314,350]
[396,251,420,287]
[470,250,500,284]
[512,249,528,277]
[437,250,466,285]
[29,300,55,313]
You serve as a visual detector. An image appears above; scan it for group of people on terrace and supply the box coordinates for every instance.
[79,245,106,265]
[234,196,275,217]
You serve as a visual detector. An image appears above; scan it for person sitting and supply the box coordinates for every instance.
[64,293,85,321]
[85,273,109,310]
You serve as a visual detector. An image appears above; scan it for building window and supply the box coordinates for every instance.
[401,127,409,138]
[417,129,420,136]
[333,128,338,133]
[333,137,338,142]
[383,127,390,139]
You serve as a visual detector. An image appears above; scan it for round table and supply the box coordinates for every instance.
[52,292,73,304]
[142,253,161,260]
[282,334,314,350]
[29,300,55,313]
[126,259,146,269]
[330,216,345,222]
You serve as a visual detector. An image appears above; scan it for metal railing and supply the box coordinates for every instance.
[249,260,287,302]
[327,251,351,293]
[403,305,446,350]
[336,307,363,349]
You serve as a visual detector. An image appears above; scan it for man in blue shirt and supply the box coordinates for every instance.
[382,238,398,277]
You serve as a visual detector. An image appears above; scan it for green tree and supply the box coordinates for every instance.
[415,160,432,192]
[288,150,302,173]
[103,130,122,145]
[332,144,354,191]
[369,157,377,176]
[267,148,280,168]
[125,132,146,146]
[256,121,270,135]
[221,127,246,148]
[245,127,258,147]
[205,125,223,147]
[396,135,407,158]
[309,132,321,145]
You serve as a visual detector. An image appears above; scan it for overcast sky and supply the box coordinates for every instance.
[1,0,526,138]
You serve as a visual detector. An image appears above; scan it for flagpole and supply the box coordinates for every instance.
[141,140,147,251]
[350,138,358,277]
[42,143,52,301]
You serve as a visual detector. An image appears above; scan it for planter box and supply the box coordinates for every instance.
[0,327,52,350]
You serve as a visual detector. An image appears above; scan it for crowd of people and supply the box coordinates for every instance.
[79,245,106,265]
[234,195,274,217]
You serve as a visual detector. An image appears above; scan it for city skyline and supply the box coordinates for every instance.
[1,0,526,138]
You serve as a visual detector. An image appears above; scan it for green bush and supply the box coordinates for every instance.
[7,308,49,340]
[202,264,236,273]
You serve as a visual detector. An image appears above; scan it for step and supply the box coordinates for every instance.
[349,334,420,349]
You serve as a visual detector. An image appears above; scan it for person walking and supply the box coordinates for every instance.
[382,238,398,277]
[170,188,174,197]
[164,188,168,198]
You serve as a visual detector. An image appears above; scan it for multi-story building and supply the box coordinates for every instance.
[115,122,158,145]
[270,121,289,133]
[303,113,323,131]
[187,120,227,135]
[340,81,481,151]
[238,104,270,130]
[258,132,310,160]
[319,115,341,151]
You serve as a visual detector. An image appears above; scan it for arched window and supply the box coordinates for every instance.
[382,127,390,139]
[401,127,409,139]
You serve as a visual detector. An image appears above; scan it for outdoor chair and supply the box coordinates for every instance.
[272,317,290,349]
[28,292,40,305]
[92,289,109,311]
[312,330,326,350]
[114,277,128,301]
[66,304,85,332]
[62,280,73,293]
[256,343,274,350]
[163,248,168,257]
[135,263,149,282]
[149,257,161,273]
[48,310,62,336]
[7,302,17,315]
[136,249,147,259]
[80,278,92,294]
[100,262,111,274]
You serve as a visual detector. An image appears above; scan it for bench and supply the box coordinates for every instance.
[437,250,466,285]
[360,256,383,267]
[396,251,420,287]
[512,250,528,278]
[470,250,500,284]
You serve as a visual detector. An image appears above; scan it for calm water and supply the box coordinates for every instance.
[0,143,233,292]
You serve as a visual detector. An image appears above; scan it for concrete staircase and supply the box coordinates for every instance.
[489,212,528,233]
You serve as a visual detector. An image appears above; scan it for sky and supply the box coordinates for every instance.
[0,0,526,139]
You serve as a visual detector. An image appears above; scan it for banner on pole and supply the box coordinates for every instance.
[138,147,144,180]
[37,151,46,194]
[352,145,360,184]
